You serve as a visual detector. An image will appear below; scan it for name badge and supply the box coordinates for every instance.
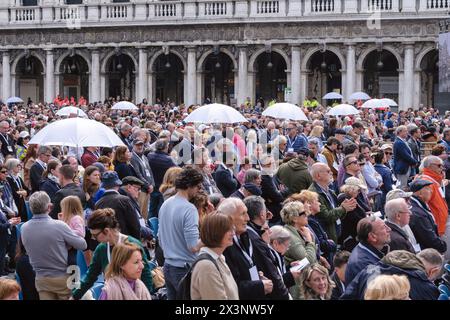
[412,243,421,253]
[7,146,13,152]
[336,219,341,226]
[145,169,151,177]
[249,265,259,281]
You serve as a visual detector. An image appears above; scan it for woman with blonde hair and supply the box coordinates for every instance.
[308,126,324,150]
[300,263,335,300]
[364,274,410,300]
[99,241,152,300]
[59,195,85,266]
[159,166,183,200]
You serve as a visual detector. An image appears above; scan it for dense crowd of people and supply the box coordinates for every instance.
[0,98,450,301]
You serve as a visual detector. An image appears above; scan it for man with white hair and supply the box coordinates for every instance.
[393,125,418,189]
[119,122,133,150]
[384,198,415,253]
[219,198,274,300]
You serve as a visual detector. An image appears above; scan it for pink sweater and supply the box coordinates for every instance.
[69,215,85,238]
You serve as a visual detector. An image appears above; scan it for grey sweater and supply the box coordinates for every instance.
[21,213,87,279]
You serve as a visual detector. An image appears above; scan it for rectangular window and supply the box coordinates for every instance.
[66,0,83,4]
[22,0,38,6]
[112,0,130,2]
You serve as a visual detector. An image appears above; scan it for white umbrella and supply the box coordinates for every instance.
[6,97,24,104]
[29,118,125,148]
[380,98,398,107]
[262,103,308,121]
[326,104,360,116]
[184,103,248,124]
[349,92,371,100]
[361,99,388,109]
[322,92,343,100]
[111,101,138,111]
[56,106,88,118]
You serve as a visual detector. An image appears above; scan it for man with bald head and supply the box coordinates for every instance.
[0,120,15,158]
[308,163,357,242]
[384,198,415,253]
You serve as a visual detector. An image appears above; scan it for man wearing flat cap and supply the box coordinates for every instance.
[409,179,447,254]
[121,176,153,241]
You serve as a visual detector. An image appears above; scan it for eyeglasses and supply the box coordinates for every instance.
[431,163,443,168]
[384,152,393,155]
[0,170,7,174]
[346,160,358,167]
[90,229,104,240]
[358,162,366,166]
[297,211,306,216]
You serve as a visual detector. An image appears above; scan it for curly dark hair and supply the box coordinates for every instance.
[174,166,204,190]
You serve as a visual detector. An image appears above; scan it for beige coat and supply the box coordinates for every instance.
[190,247,239,300]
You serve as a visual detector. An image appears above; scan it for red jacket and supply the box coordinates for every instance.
[81,150,98,169]
[418,168,448,236]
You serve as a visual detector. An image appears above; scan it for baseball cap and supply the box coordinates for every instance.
[385,189,413,202]
[334,129,346,135]
[297,147,310,157]
[344,177,367,190]
[19,131,30,139]
[133,139,144,145]
[380,144,393,151]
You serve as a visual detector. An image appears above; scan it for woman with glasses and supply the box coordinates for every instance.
[299,263,335,300]
[280,201,318,300]
[71,208,154,300]
[4,158,29,222]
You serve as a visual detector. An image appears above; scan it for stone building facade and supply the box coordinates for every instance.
[0,0,448,110]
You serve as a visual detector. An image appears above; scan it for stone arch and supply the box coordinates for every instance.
[101,49,138,74]
[415,46,438,70]
[11,51,46,74]
[148,49,187,73]
[55,49,91,74]
[197,47,238,72]
[301,46,345,71]
[357,45,403,70]
[249,47,291,72]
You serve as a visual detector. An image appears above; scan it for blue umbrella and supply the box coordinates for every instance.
[6,97,24,104]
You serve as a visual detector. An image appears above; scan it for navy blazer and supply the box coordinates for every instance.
[409,196,447,254]
[214,164,240,198]
[345,242,384,285]
[393,137,417,175]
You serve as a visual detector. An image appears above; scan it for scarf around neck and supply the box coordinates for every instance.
[102,276,151,300]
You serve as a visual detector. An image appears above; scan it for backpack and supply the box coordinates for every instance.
[176,253,221,300]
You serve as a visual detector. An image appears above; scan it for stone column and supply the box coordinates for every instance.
[300,70,309,106]
[402,43,414,110]
[186,46,197,106]
[290,45,301,105]
[345,43,356,102]
[138,47,148,103]
[90,49,101,103]
[44,48,54,103]
[237,45,248,107]
[2,51,10,103]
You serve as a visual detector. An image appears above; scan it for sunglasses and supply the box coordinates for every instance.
[0,170,7,174]
[384,152,393,155]
[346,160,358,167]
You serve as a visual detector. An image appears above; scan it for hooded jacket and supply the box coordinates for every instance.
[341,250,439,300]
[276,158,313,194]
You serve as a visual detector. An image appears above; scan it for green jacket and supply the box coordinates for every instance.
[72,236,154,299]
[276,158,312,194]
[283,224,317,300]
[308,182,346,242]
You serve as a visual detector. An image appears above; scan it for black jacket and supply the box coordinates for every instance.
[260,175,287,225]
[29,161,45,194]
[409,196,447,254]
[95,190,140,239]
[113,161,138,181]
[385,221,415,253]
[331,272,345,300]
[223,232,266,300]
[214,164,239,198]
[0,133,15,158]
[147,151,176,190]
[6,175,29,222]
[39,178,61,203]
[50,183,87,219]
[247,222,290,300]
